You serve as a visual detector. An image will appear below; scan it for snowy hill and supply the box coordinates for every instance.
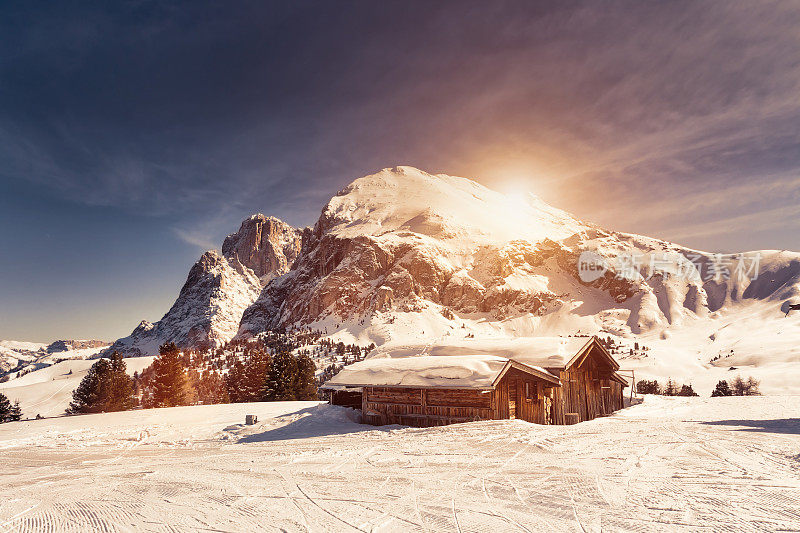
[0,356,154,417]
[1,396,799,530]
[99,166,800,392]
[0,339,110,378]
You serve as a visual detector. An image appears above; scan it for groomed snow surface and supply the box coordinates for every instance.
[1,396,799,531]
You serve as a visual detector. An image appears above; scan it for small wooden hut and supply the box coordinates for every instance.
[324,336,627,427]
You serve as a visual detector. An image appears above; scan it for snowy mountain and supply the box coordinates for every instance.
[102,166,800,392]
[240,167,799,332]
[236,167,800,392]
[107,214,301,357]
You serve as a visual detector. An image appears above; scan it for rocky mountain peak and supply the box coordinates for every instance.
[104,167,800,367]
[107,215,302,356]
[222,214,302,282]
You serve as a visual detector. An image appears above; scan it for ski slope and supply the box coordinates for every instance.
[0,396,798,531]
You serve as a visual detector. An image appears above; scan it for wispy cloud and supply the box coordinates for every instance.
[0,1,798,251]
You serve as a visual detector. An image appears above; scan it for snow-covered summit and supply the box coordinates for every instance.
[322,166,585,246]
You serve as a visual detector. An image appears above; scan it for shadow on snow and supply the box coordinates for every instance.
[701,418,800,435]
[235,405,398,443]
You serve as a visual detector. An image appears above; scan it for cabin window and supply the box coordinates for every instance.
[525,382,535,400]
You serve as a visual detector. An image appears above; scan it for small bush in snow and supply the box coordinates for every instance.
[636,379,661,395]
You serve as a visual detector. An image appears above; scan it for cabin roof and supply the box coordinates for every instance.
[367,336,601,369]
[322,336,625,390]
[323,354,560,390]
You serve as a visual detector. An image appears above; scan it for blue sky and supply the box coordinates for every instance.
[1,1,799,342]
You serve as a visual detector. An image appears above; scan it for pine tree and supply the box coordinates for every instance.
[225,358,248,403]
[663,378,679,396]
[244,349,271,401]
[196,370,230,404]
[678,384,698,397]
[711,380,732,397]
[636,379,661,395]
[0,392,11,422]
[151,342,193,407]
[67,358,112,414]
[66,353,135,414]
[731,375,748,396]
[294,353,319,400]
[106,352,136,411]
[264,350,299,401]
[9,400,22,421]
[745,376,761,396]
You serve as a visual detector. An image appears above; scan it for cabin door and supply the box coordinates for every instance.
[508,380,517,419]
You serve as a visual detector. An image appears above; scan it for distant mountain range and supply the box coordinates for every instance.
[0,339,110,375]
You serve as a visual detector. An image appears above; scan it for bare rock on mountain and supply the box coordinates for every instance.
[46,339,109,353]
[107,165,800,360]
[222,214,302,282]
[239,167,617,331]
[0,339,111,377]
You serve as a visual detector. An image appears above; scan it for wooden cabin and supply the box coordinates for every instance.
[323,336,627,427]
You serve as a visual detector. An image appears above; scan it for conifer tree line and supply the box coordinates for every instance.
[0,392,22,422]
[63,332,376,415]
[636,378,699,397]
[711,376,761,397]
[635,375,760,397]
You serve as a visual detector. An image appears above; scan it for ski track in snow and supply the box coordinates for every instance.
[0,397,799,532]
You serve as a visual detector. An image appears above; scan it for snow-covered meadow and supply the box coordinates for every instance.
[1,396,798,532]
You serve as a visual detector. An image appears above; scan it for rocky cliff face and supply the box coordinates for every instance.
[222,215,302,282]
[107,215,301,356]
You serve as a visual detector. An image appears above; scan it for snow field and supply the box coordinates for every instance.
[0,395,798,531]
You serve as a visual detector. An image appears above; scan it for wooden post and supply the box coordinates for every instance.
[630,369,635,402]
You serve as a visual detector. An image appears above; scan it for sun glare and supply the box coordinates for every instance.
[502,190,532,211]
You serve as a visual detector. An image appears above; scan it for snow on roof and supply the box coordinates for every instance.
[325,355,511,389]
[370,337,593,369]
[323,337,616,390]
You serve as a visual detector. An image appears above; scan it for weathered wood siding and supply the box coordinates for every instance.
[362,387,494,427]
[356,341,626,428]
[492,367,554,424]
[551,345,625,424]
